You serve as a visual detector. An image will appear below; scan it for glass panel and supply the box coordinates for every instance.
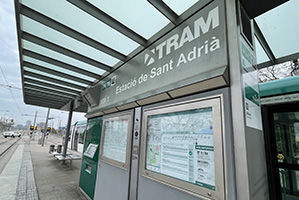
[163,0,199,15]
[24,67,88,87]
[274,112,299,164]
[255,36,270,64]
[22,39,105,76]
[21,15,120,67]
[24,76,82,92]
[279,168,299,200]
[146,107,215,190]
[23,56,96,82]
[88,0,170,39]
[21,0,139,55]
[255,0,299,58]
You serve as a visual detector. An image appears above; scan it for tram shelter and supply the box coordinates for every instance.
[14,0,299,200]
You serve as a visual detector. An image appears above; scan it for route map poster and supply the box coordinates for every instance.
[146,107,215,190]
[102,118,129,163]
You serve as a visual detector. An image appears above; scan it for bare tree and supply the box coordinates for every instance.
[258,59,299,83]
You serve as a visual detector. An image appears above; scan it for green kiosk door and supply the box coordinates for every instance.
[79,116,103,199]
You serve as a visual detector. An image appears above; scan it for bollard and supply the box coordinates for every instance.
[57,145,62,153]
[49,145,55,153]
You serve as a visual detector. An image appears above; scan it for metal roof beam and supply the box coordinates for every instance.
[24,83,77,97]
[257,52,299,70]
[24,88,72,101]
[147,0,179,25]
[23,61,94,85]
[23,49,100,80]
[26,96,67,104]
[24,100,63,109]
[254,20,276,64]
[24,77,80,94]
[22,32,113,72]
[21,5,126,61]
[24,71,86,91]
[67,0,148,46]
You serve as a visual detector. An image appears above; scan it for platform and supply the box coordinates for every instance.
[0,135,86,200]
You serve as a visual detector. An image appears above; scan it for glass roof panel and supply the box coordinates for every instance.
[22,39,105,76]
[21,0,139,55]
[255,0,299,58]
[255,37,270,64]
[24,82,77,96]
[21,16,120,67]
[23,76,82,92]
[88,0,170,39]
[24,67,88,87]
[23,56,96,82]
[162,0,199,15]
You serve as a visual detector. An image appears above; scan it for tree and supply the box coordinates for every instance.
[258,59,299,83]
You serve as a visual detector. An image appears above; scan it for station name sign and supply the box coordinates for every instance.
[93,1,227,111]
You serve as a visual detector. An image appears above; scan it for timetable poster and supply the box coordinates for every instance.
[146,107,215,190]
[102,118,129,163]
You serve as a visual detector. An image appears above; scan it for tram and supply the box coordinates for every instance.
[66,120,87,153]
[260,76,299,200]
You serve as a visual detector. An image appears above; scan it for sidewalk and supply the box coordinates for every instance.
[0,135,86,200]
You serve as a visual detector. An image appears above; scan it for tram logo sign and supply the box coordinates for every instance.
[144,6,219,67]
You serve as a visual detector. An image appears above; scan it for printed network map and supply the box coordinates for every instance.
[146,107,215,190]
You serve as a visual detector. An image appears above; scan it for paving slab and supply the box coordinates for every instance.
[29,137,86,200]
[0,144,24,200]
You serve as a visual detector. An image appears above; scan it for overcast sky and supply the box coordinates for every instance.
[0,0,86,128]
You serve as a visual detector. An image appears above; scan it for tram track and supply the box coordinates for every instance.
[0,137,21,158]
[0,138,13,145]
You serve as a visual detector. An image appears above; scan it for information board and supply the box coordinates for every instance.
[84,144,98,159]
[102,118,129,163]
[146,107,215,190]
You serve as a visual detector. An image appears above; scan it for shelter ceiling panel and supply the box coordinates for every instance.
[20,0,139,55]
[22,39,106,76]
[22,49,100,79]
[24,100,64,109]
[255,0,299,59]
[24,67,89,88]
[24,83,77,97]
[23,71,86,91]
[86,0,170,39]
[23,56,96,82]
[23,77,81,94]
[162,0,199,15]
[255,37,270,64]
[24,78,80,95]
[20,16,120,66]
[24,89,72,102]
[23,61,94,85]
[22,32,113,72]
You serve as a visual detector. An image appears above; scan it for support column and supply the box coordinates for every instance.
[62,101,74,164]
[32,111,37,140]
[225,0,268,199]
[41,108,50,146]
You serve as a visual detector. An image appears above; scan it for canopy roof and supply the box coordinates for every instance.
[14,0,295,112]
